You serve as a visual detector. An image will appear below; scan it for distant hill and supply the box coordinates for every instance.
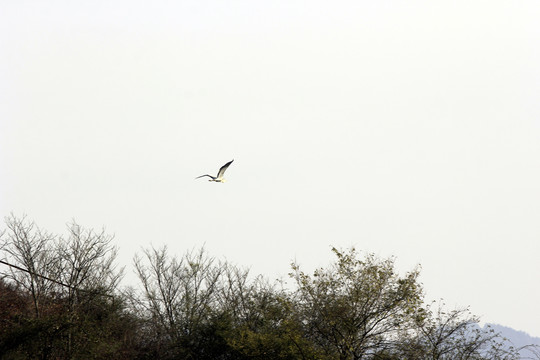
[485,324,540,358]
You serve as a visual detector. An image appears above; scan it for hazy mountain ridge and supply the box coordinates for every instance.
[485,324,540,357]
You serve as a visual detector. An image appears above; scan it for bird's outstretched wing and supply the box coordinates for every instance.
[216,160,234,179]
[195,174,215,180]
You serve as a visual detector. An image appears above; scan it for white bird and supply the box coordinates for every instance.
[196,160,234,183]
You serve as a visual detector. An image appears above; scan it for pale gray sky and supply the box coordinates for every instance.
[1,1,539,336]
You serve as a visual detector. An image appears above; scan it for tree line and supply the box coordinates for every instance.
[0,215,536,359]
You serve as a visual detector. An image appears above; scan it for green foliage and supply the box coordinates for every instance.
[290,247,424,359]
[222,290,323,359]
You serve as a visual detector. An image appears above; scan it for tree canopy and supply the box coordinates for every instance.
[0,215,534,359]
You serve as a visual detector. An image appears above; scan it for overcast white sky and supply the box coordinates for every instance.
[1,0,539,337]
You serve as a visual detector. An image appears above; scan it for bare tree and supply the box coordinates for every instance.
[57,222,123,302]
[400,301,521,360]
[52,221,124,356]
[0,214,60,317]
[133,246,226,357]
[520,345,540,360]
[0,215,126,359]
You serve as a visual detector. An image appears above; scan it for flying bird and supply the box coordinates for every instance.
[196,160,234,183]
